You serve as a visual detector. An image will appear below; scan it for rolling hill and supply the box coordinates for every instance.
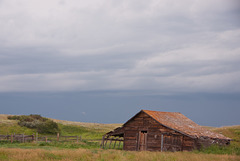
[0,114,239,142]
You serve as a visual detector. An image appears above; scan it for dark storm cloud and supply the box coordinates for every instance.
[0,0,240,93]
[0,0,240,127]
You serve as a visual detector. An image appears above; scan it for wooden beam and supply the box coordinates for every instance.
[113,138,117,148]
[109,138,113,149]
[118,140,121,149]
[161,134,163,152]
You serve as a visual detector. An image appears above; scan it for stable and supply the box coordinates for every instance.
[101,110,231,151]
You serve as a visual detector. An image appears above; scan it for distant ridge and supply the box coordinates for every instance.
[0,114,239,141]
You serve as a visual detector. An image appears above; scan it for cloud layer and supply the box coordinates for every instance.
[0,0,240,93]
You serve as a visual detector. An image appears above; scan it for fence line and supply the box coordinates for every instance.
[0,133,100,143]
[0,134,34,143]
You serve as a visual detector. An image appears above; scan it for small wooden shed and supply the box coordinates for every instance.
[101,110,231,151]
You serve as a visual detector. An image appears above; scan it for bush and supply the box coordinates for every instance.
[7,114,60,135]
[7,115,21,120]
[37,120,60,134]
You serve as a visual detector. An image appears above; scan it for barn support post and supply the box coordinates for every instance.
[118,140,121,149]
[101,135,106,149]
[104,137,109,149]
[161,134,163,152]
[109,138,113,149]
[113,138,117,148]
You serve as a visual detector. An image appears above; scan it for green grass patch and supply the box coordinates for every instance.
[0,122,36,135]
[0,140,100,150]
[195,142,240,155]
[0,151,8,160]
[0,122,107,140]
[38,140,100,149]
[42,152,64,160]
[58,123,105,139]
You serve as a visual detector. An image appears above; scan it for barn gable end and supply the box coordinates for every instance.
[124,110,191,151]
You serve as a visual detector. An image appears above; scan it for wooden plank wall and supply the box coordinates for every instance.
[123,111,187,151]
[182,136,196,151]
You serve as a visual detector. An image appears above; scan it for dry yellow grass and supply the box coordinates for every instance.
[0,114,16,125]
[0,114,10,120]
[211,125,240,139]
[0,148,239,161]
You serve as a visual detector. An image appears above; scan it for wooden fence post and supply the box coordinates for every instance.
[22,134,24,143]
[76,136,78,143]
[57,133,59,142]
[32,133,34,142]
[36,133,38,142]
[45,137,48,143]
[11,134,13,143]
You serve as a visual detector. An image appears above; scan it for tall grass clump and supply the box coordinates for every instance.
[196,143,240,155]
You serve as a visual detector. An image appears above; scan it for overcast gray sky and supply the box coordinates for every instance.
[0,0,240,126]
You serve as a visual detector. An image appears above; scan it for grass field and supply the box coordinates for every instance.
[0,114,240,160]
[0,148,239,161]
[0,114,121,139]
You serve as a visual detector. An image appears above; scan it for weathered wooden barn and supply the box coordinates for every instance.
[101,110,231,151]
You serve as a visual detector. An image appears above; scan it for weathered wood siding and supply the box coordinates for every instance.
[195,137,230,149]
[123,111,185,151]
[182,136,196,151]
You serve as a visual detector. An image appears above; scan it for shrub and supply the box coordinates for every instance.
[7,114,60,135]
[37,120,60,134]
[7,115,21,120]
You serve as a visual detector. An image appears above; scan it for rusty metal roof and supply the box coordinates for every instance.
[142,110,230,140]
